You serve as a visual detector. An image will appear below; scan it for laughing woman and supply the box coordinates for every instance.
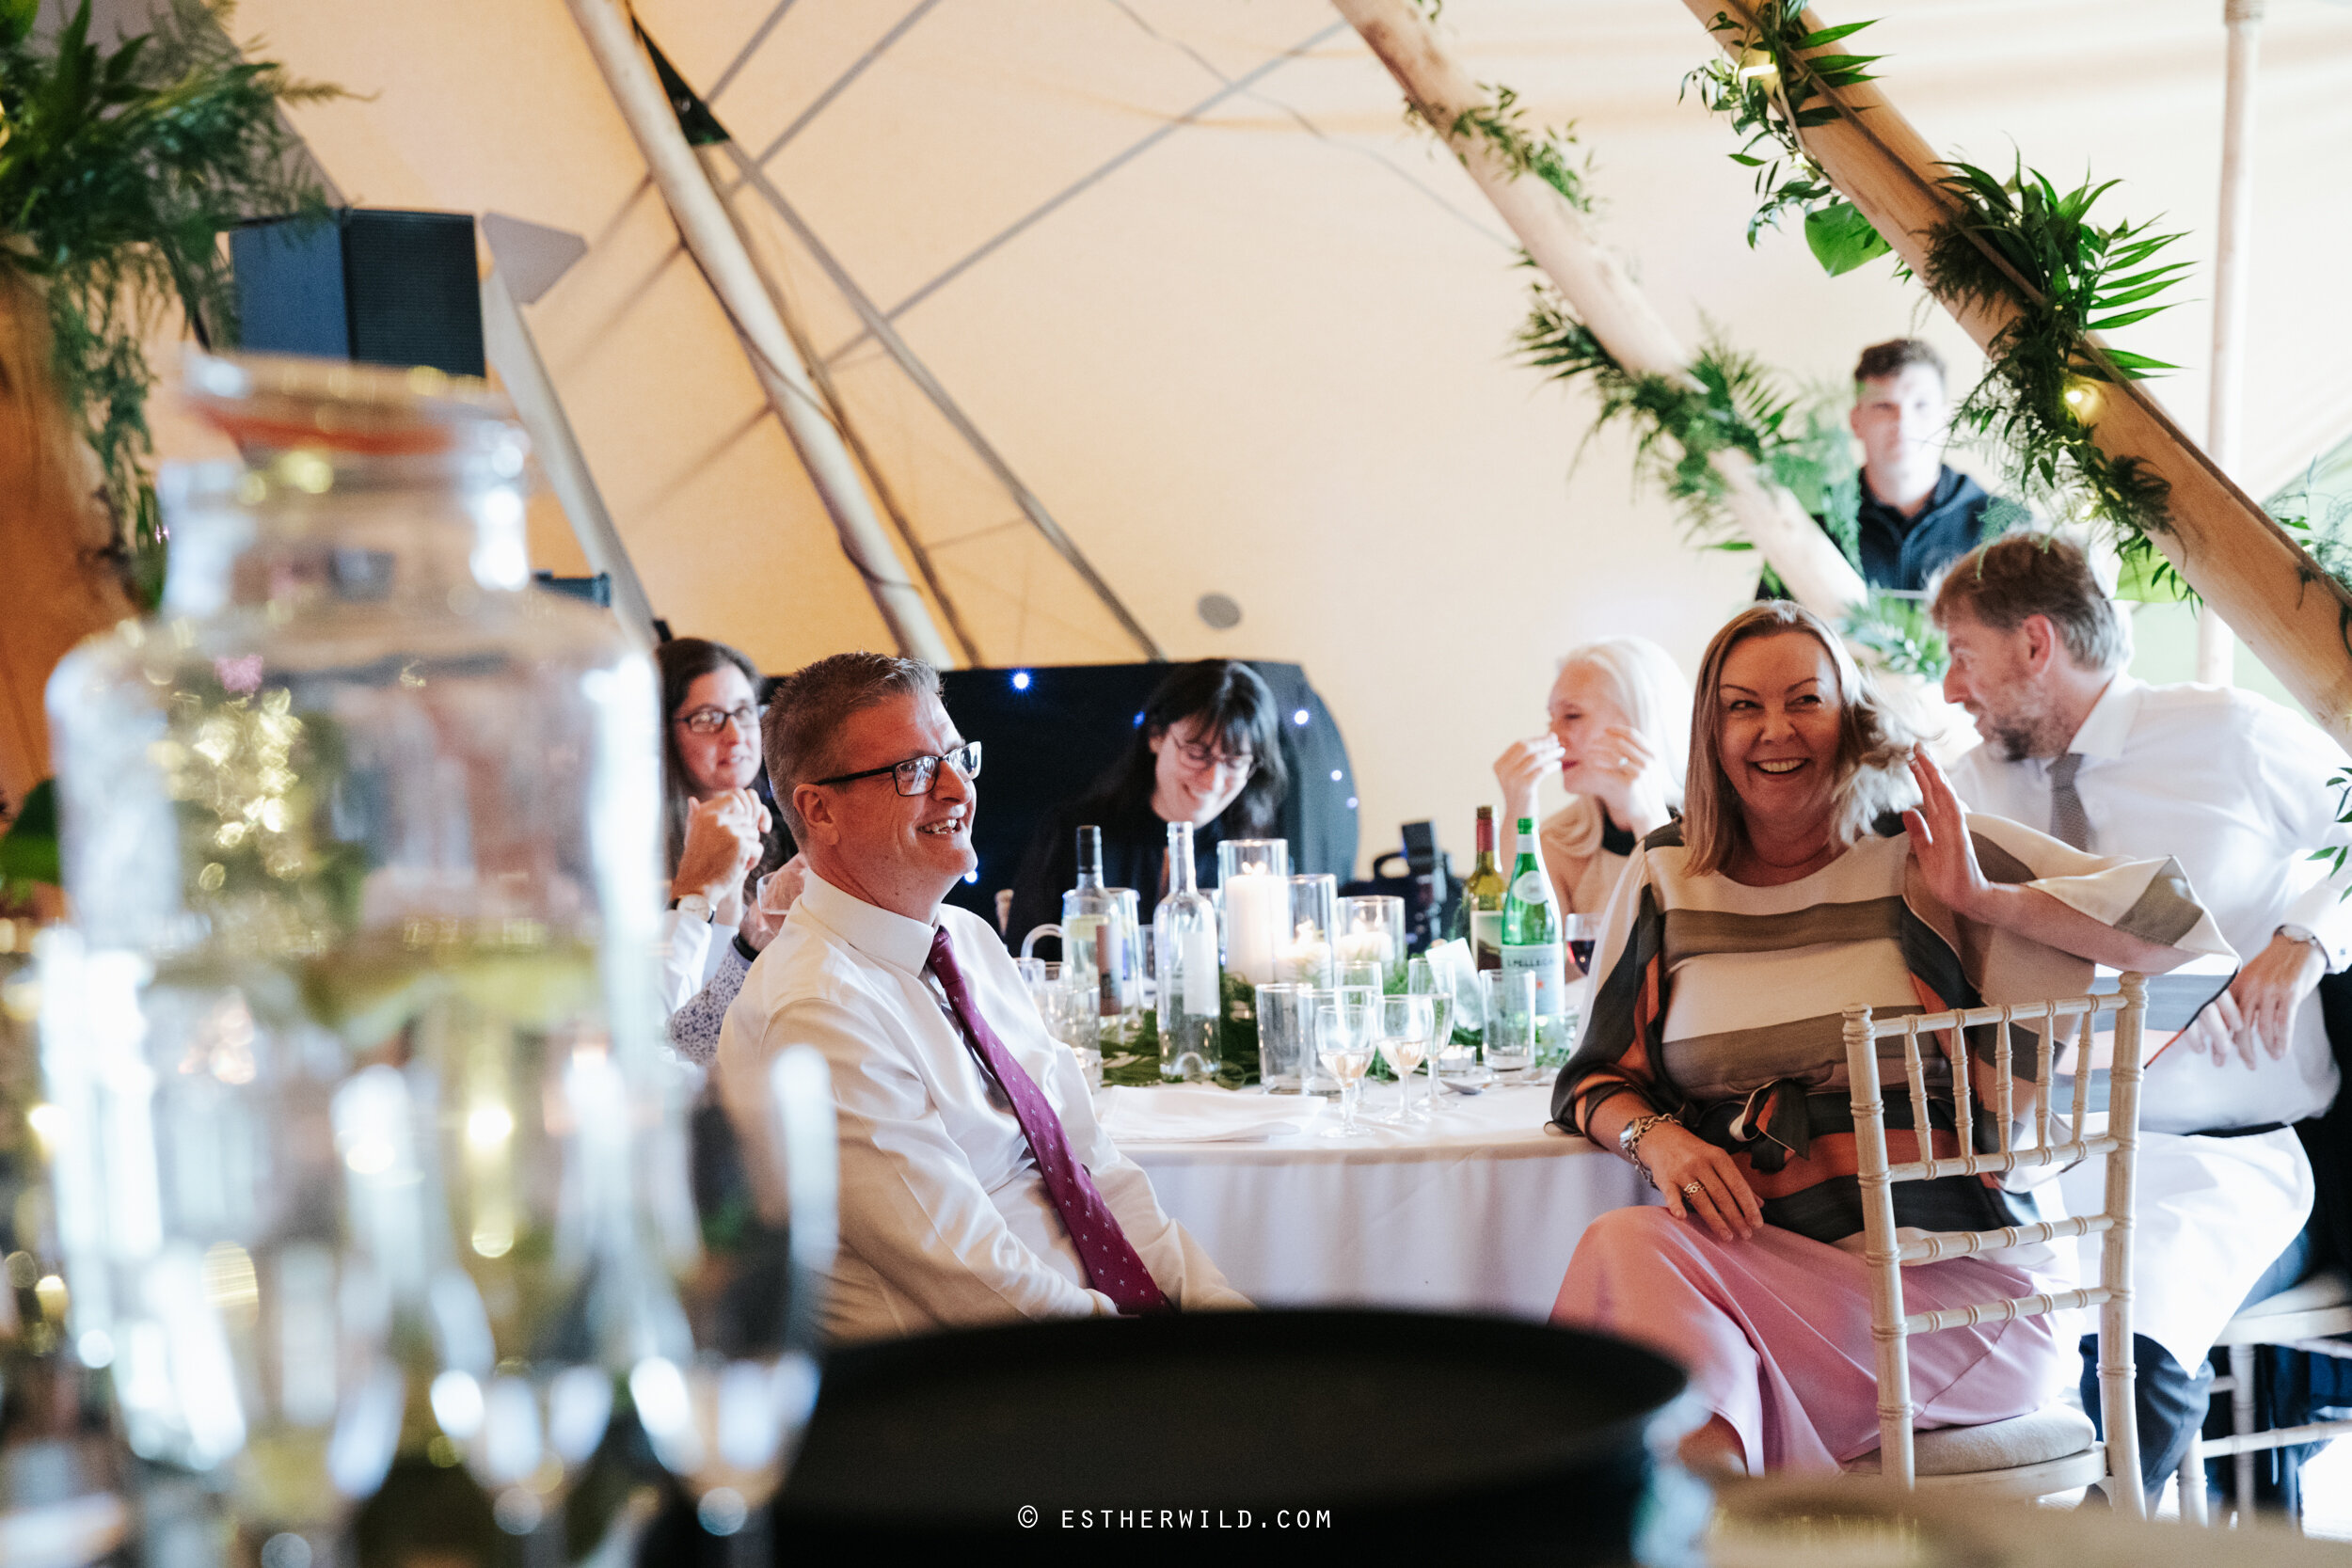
[1549,601,2233,1477]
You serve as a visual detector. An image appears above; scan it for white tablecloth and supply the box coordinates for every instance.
[1106,1082,1645,1319]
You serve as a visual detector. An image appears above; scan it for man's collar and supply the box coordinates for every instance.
[2059,673,2141,763]
[797,869,939,974]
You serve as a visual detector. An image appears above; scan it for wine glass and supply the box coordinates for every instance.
[1563,913,1599,978]
[1313,1002,1374,1135]
[1340,959,1386,995]
[1376,994,1436,1123]
[633,1046,836,1544]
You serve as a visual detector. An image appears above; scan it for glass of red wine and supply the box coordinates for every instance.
[1564,913,1599,977]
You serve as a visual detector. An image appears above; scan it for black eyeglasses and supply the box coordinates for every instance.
[675,703,758,736]
[812,741,982,797]
[1172,738,1253,775]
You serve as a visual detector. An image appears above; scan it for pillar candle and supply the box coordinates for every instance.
[1221,871,1283,987]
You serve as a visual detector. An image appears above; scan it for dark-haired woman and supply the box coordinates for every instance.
[658,638,788,1020]
[1007,659,1289,947]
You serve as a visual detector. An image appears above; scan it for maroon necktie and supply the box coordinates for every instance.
[927,926,1170,1315]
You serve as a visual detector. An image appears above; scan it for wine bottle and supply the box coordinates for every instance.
[1154,820,1221,1081]
[1500,815,1568,1031]
[1456,805,1509,974]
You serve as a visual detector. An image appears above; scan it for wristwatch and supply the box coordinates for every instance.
[2278,924,2329,967]
[671,893,715,925]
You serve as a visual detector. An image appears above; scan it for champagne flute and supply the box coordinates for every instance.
[1377,994,1436,1123]
[1314,1002,1374,1135]
[1407,957,1466,1089]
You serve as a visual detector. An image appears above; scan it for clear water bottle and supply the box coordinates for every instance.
[1061,824,1143,1045]
[1153,821,1220,1081]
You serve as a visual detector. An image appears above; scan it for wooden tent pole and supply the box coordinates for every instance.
[564,0,955,667]
[1331,0,1868,618]
[1677,0,2352,749]
[2199,0,2265,688]
[717,142,1169,662]
[695,145,984,669]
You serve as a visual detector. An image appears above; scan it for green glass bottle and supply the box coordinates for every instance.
[1500,815,1568,1031]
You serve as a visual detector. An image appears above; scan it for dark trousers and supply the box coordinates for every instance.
[2078,1228,2314,1499]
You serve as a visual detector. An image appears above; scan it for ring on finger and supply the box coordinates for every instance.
[1681,1181,1705,1199]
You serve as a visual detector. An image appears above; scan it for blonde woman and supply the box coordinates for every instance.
[1549,602,2232,1477]
[1493,636,1692,920]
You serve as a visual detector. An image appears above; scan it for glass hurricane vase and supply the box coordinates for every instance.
[36,353,796,1559]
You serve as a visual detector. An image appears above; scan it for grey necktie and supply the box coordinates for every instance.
[2047,752,2092,850]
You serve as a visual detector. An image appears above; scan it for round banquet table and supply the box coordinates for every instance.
[1102,1081,1648,1319]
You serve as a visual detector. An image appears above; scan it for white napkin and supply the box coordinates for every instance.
[1098,1085,1307,1144]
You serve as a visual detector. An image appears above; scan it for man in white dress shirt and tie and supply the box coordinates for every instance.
[716,652,1248,1342]
[1930,534,2350,1503]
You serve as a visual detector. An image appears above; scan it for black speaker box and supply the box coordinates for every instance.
[230,210,485,377]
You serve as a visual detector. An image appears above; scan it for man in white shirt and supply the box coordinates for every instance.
[716,652,1248,1342]
[1931,534,2350,1502]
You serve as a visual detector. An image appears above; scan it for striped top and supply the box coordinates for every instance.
[1552,814,2233,1246]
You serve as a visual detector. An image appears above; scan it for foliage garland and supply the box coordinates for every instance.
[2294,484,2352,888]
[1685,4,2196,591]
[1515,289,1846,551]
[1516,285,1951,674]
[0,0,338,597]
[1403,80,1592,214]
[1394,5,1940,673]
[1680,0,1888,273]
[1922,162,2189,575]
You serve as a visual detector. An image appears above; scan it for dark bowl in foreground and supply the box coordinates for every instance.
[773,1307,1693,1556]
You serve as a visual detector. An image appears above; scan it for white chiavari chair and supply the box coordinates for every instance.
[1837,974,2148,1515]
[2173,1270,2352,1525]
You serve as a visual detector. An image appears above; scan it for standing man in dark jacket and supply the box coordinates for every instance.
[1840,338,2005,591]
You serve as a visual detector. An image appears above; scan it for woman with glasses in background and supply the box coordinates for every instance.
[1007,659,1289,948]
[658,637,792,1022]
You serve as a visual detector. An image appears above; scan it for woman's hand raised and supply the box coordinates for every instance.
[673,788,769,911]
[1901,752,1993,923]
[1639,1123,1763,1243]
[1493,735,1563,827]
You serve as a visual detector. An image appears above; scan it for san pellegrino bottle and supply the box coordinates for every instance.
[1456,805,1508,973]
[1154,820,1221,1080]
[1500,816,1568,1033]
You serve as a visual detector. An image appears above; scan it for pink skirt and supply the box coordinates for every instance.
[1552,1207,2066,1474]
